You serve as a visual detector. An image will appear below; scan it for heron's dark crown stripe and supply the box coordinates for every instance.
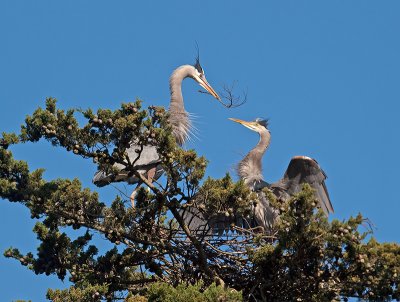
[254,117,269,129]
[194,59,203,74]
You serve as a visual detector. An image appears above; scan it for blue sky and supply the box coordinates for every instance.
[1,1,400,300]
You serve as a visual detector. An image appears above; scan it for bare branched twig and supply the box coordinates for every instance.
[199,81,247,108]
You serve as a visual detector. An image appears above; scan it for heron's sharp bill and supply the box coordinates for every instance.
[198,76,220,100]
[229,118,257,131]
[228,118,247,124]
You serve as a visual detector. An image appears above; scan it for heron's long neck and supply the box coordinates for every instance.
[238,130,271,186]
[169,65,193,146]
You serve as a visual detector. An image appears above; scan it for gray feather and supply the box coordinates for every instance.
[271,156,334,215]
[180,206,213,238]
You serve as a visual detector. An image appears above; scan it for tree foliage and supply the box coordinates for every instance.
[1,98,400,301]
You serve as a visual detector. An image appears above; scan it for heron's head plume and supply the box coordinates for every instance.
[229,117,270,133]
[194,42,203,74]
[194,56,204,75]
[189,56,220,100]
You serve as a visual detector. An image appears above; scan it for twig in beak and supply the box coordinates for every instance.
[198,81,247,108]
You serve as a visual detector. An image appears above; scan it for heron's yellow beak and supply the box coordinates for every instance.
[228,118,258,131]
[196,75,221,100]
[228,118,247,124]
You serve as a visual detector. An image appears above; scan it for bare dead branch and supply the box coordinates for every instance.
[198,81,247,108]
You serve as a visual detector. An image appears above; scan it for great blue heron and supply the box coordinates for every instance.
[229,117,334,230]
[93,57,220,203]
[183,117,334,236]
[228,117,277,233]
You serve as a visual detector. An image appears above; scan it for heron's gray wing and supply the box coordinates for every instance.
[93,143,163,187]
[272,156,334,215]
[180,206,233,237]
[180,206,213,238]
[125,143,161,167]
[253,191,278,232]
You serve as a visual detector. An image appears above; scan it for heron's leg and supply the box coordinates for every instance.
[130,167,157,208]
[130,183,141,208]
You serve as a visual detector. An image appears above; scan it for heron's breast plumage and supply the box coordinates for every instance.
[168,111,191,146]
[238,153,264,186]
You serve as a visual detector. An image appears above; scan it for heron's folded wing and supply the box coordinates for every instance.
[253,191,278,232]
[180,206,212,238]
[180,204,254,237]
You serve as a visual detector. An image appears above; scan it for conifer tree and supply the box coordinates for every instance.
[1,98,400,301]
